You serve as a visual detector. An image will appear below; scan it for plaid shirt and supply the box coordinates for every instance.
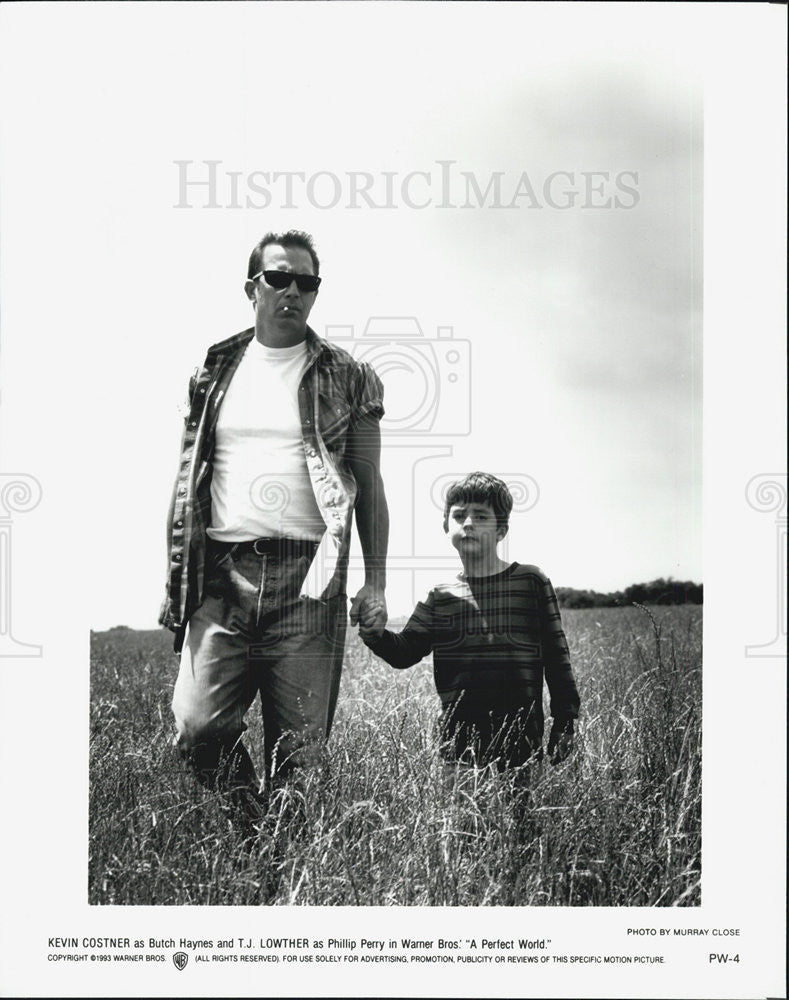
[159,326,384,650]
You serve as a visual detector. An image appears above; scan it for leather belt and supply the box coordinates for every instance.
[209,536,320,559]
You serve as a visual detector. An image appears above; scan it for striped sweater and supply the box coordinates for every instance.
[366,562,579,758]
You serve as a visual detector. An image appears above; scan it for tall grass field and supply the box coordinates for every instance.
[89,604,701,906]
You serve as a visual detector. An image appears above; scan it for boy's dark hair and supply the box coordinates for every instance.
[442,472,514,535]
[247,230,320,279]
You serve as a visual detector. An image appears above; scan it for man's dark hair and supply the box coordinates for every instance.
[247,230,320,280]
[442,471,514,535]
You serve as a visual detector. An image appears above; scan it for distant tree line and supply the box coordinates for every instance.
[555,578,703,609]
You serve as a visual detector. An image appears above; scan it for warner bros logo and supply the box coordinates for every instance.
[172,951,189,971]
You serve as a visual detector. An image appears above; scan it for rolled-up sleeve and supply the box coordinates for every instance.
[349,361,385,424]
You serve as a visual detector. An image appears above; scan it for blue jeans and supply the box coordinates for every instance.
[172,538,347,799]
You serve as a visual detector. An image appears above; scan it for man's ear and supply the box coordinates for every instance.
[244,280,257,304]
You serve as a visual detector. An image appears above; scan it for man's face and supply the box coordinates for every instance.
[245,243,318,343]
[446,501,504,557]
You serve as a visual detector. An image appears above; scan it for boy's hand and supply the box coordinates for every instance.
[357,598,387,644]
[547,718,574,765]
[350,584,386,626]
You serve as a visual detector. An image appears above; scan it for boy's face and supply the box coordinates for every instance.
[447,501,504,557]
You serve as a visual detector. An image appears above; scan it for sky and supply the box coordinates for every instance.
[0,3,708,629]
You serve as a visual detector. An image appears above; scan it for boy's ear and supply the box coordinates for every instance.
[497,524,509,541]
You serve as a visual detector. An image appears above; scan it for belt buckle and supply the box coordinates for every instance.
[252,537,271,556]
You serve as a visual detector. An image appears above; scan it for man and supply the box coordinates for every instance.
[159,230,388,824]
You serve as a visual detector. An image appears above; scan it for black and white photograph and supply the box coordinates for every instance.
[0,3,785,998]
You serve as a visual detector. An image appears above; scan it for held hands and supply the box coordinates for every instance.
[350,586,387,644]
[547,718,574,765]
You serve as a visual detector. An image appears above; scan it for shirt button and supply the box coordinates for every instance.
[175,520,183,528]
[189,420,197,427]
[199,387,206,394]
[307,448,317,458]
[174,554,182,562]
[178,487,186,496]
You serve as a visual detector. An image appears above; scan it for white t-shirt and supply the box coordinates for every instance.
[207,338,326,541]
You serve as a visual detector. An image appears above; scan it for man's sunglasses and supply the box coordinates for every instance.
[250,270,321,293]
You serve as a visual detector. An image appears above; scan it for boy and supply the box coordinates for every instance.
[358,472,579,770]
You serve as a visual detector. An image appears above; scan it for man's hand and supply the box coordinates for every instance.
[350,585,385,624]
[547,718,574,765]
[350,586,387,643]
